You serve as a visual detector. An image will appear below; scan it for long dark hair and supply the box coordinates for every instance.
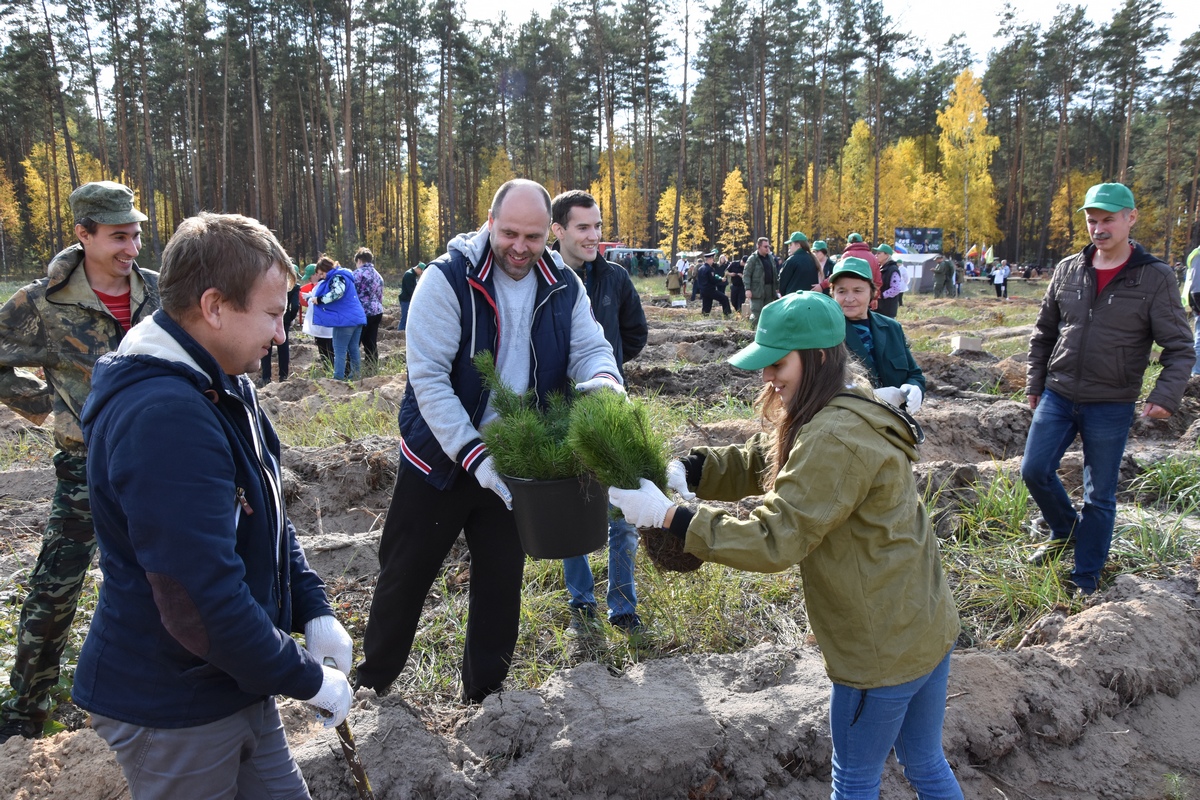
[756,343,868,487]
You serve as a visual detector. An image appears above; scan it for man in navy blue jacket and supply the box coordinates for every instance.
[77,212,353,798]
[356,180,622,703]
[549,190,649,639]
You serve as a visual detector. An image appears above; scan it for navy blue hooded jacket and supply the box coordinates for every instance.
[75,310,330,727]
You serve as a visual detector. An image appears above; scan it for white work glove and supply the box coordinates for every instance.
[475,455,513,510]
[609,478,674,529]
[872,386,906,407]
[900,384,924,414]
[304,615,353,676]
[574,376,626,396]
[666,460,695,501]
[306,664,352,728]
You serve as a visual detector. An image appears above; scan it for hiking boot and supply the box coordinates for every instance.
[0,719,41,745]
[1062,575,1097,598]
[1027,537,1074,566]
[566,605,601,638]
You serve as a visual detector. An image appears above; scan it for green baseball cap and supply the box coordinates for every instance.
[416,262,426,269]
[812,240,828,252]
[1079,183,1136,213]
[829,256,873,284]
[302,263,317,281]
[728,292,846,371]
[847,232,864,243]
[872,243,894,256]
[69,181,148,225]
[787,231,808,244]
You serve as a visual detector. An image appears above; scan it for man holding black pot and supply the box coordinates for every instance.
[356,179,622,703]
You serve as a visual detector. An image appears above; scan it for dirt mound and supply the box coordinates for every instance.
[283,435,400,539]
[625,362,761,403]
[7,574,1194,799]
[916,399,1031,463]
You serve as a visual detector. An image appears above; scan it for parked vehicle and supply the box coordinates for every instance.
[605,247,670,276]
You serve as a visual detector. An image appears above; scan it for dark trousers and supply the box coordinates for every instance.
[360,313,382,364]
[260,328,290,383]
[730,285,745,311]
[315,337,333,370]
[357,466,526,703]
[702,290,731,316]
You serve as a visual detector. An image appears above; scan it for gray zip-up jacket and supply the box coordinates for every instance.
[1027,242,1195,412]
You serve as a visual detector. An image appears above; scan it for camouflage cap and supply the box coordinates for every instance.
[69,181,148,225]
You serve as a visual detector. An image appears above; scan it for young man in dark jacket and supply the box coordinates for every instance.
[1022,184,1195,595]
[0,182,159,744]
[77,212,353,796]
[550,190,649,637]
[356,180,622,703]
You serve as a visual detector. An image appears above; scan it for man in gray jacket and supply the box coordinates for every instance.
[1022,183,1195,595]
[356,180,622,703]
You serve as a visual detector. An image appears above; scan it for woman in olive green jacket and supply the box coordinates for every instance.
[609,292,962,800]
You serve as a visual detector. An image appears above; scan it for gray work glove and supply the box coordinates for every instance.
[304,615,353,676]
[872,386,906,407]
[900,384,924,414]
[475,455,513,510]
[574,376,626,396]
[666,460,695,500]
[306,664,352,728]
[609,478,674,529]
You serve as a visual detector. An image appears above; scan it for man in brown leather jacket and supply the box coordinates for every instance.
[1021,183,1194,595]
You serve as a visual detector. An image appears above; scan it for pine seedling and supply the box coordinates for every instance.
[568,389,669,490]
[474,351,584,480]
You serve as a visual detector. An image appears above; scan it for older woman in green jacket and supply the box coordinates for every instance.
[831,257,926,414]
[609,292,962,800]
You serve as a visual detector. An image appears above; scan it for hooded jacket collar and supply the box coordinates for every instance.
[827,388,924,463]
[447,223,567,288]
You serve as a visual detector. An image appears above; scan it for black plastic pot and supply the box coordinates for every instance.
[505,473,608,559]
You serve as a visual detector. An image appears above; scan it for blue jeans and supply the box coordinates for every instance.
[398,301,410,331]
[830,650,961,800]
[1020,389,1134,592]
[331,325,363,380]
[562,506,638,618]
[1192,316,1200,375]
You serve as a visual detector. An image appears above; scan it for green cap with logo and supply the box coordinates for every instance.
[847,232,864,243]
[872,243,894,256]
[788,231,808,244]
[829,256,874,284]
[728,292,846,371]
[1079,183,1135,213]
[69,181,148,225]
[812,240,828,253]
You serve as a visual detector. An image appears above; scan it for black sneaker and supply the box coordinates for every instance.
[610,613,651,647]
[0,718,41,745]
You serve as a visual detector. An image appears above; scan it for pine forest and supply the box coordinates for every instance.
[0,0,1198,275]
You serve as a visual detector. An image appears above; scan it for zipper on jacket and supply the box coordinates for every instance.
[231,389,286,610]
[528,281,567,399]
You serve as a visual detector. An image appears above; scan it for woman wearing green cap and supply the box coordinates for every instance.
[608,291,962,799]
[830,257,925,414]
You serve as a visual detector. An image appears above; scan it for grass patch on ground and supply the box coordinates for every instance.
[0,431,56,470]
[273,391,398,448]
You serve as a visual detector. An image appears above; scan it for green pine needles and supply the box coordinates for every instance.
[566,388,668,491]
[473,351,668,489]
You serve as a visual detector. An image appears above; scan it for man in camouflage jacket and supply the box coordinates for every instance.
[0,182,158,742]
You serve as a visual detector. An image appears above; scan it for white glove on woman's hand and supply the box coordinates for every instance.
[872,386,906,407]
[900,384,924,414]
[574,377,626,396]
[474,455,513,510]
[666,460,695,500]
[609,478,674,528]
[304,615,353,676]
[306,664,352,728]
